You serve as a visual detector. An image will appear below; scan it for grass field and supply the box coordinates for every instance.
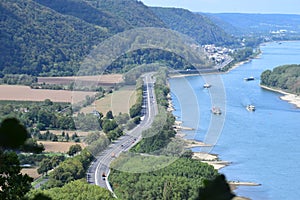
[38,141,86,153]
[81,85,137,115]
[0,85,95,103]
[21,167,40,179]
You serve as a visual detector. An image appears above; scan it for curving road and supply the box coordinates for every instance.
[87,73,158,193]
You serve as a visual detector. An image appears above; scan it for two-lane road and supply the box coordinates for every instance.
[87,73,158,192]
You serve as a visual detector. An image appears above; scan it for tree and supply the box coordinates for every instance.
[0,151,33,200]
[26,180,114,200]
[0,118,28,149]
[67,144,82,156]
[195,174,235,200]
[102,120,118,133]
[65,133,70,142]
[37,158,52,175]
[0,118,33,199]
[106,110,114,119]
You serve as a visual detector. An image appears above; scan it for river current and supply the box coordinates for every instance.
[169,41,300,200]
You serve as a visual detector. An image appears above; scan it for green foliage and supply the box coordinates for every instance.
[21,138,45,154]
[102,119,118,134]
[114,113,130,125]
[131,69,176,153]
[129,78,143,118]
[106,49,195,74]
[195,174,235,200]
[86,135,110,156]
[88,0,165,28]
[261,64,300,94]
[0,0,109,76]
[0,101,74,132]
[110,157,218,200]
[83,131,101,145]
[0,118,28,149]
[231,47,254,62]
[44,149,94,188]
[151,7,235,45]
[0,150,33,200]
[73,113,101,131]
[26,180,114,200]
[105,110,114,119]
[67,144,82,156]
[34,0,129,34]
[0,74,37,85]
[0,118,39,200]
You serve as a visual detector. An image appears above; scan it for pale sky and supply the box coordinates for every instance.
[141,0,300,14]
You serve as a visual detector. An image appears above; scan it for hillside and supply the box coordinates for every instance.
[0,0,231,76]
[261,64,300,94]
[0,0,109,76]
[34,0,131,33]
[151,7,235,45]
[87,0,166,28]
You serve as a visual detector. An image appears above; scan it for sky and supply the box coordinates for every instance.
[141,0,300,14]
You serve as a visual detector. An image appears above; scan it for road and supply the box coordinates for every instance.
[87,73,158,193]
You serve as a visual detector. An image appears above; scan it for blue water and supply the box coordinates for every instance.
[169,41,300,200]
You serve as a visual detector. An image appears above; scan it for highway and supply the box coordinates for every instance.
[87,73,158,193]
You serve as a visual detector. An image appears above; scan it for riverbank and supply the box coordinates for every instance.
[260,85,300,108]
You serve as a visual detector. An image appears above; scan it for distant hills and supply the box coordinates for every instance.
[205,13,300,36]
[1,0,300,76]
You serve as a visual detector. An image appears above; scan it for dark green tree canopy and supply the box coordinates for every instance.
[0,118,28,149]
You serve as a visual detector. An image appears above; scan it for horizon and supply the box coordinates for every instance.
[141,0,300,15]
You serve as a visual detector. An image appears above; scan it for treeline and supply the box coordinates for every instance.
[0,99,74,131]
[106,48,195,74]
[26,179,114,200]
[109,157,218,200]
[261,64,300,94]
[0,74,37,85]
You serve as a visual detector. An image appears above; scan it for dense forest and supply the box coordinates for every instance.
[151,7,235,46]
[109,157,218,200]
[261,64,300,94]
[0,0,235,77]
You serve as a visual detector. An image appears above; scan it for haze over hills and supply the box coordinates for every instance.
[205,13,300,36]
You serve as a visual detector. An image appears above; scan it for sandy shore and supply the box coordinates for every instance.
[260,85,300,108]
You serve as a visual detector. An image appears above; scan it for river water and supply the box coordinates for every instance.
[169,41,300,200]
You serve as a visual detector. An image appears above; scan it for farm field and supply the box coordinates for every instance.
[38,74,123,86]
[0,85,95,103]
[81,85,136,115]
[38,141,86,153]
[21,167,40,179]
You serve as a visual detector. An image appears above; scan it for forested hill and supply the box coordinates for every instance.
[151,7,235,45]
[0,0,109,76]
[86,0,166,28]
[261,64,300,94]
[0,0,231,76]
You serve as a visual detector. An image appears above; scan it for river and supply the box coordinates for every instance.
[169,41,300,200]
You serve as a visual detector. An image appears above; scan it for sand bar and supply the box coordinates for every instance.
[260,85,300,108]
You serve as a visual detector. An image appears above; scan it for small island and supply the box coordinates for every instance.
[260,64,300,108]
